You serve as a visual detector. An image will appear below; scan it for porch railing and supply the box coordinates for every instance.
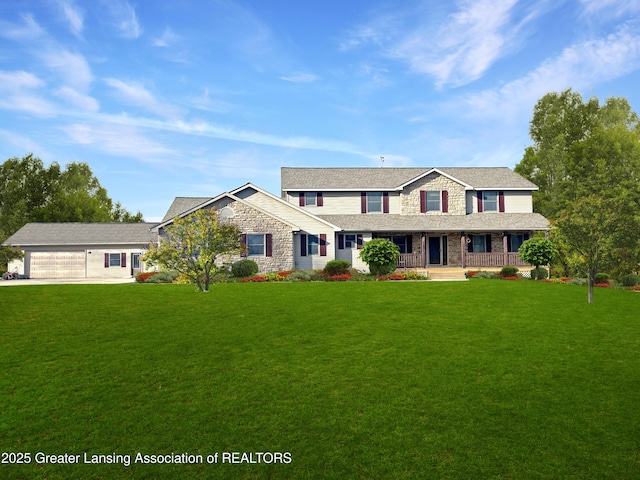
[398,252,424,268]
[465,252,531,268]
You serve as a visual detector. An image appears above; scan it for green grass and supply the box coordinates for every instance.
[1,281,639,479]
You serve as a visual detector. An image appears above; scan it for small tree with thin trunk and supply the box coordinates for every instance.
[518,237,558,280]
[143,208,242,292]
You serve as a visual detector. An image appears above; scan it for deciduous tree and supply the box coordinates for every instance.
[518,237,558,280]
[143,209,242,292]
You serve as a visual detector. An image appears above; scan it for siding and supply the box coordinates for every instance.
[286,191,402,215]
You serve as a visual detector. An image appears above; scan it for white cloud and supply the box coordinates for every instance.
[41,48,93,90]
[0,14,44,40]
[101,0,142,39]
[104,78,183,119]
[463,24,640,120]
[152,27,179,47]
[279,72,319,83]
[341,0,550,88]
[63,123,174,163]
[55,86,99,111]
[580,0,640,16]
[0,70,56,116]
[59,0,84,38]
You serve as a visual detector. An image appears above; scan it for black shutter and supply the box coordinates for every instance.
[486,234,492,253]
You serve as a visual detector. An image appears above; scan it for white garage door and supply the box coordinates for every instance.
[30,251,86,278]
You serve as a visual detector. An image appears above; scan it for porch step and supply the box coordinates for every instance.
[426,270,468,281]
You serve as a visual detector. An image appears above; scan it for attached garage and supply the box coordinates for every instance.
[30,251,85,278]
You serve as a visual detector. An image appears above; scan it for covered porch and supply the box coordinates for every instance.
[396,232,534,269]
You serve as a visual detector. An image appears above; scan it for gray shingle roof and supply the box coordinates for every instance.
[162,197,213,222]
[281,167,538,190]
[4,223,159,246]
[317,213,549,232]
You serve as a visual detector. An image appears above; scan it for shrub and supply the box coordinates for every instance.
[285,270,324,282]
[621,273,640,287]
[628,285,640,291]
[144,270,178,283]
[567,278,588,286]
[401,271,428,280]
[326,273,351,281]
[472,271,498,279]
[358,238,399,276]
[231,259,259,278]
[500,266,519,277]
[136,271,159,283]
[379,273,405,281]
[241,275,267,282]
[530,267,548,280]
[594,273,609,284]
[595,283,610,288]
[465,270,481,278]
[323,260,351,276]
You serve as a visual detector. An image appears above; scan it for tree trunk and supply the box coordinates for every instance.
[588,268,595,303]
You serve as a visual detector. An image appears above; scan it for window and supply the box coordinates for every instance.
[468,234,492,253]
[246,234,265,256]
[483,191,498,211]
[304,192,317,206]
[299,192,323,207]
[104,252,126,268]
[344,234,356,248]
[300,233,326,256]
[307,235,319,255]
[472,235,486,253]
[375,235,411,254]
[367,192,383,212]
[508,233,528,252]
[426,191,440,211]
[338,234,363,250]
[109,253,121,267]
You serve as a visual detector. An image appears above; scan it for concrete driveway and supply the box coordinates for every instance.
[0,277,136,286]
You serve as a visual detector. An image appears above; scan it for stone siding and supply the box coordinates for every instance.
[401,172,466,215]
[219,201,294,273]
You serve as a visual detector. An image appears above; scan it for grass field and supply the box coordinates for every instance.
[1,281,639,479]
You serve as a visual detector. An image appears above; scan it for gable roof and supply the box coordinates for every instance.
[153,190,302,232]
[281,167,538,191]
[4,223,159,247]
[162,197,213,222]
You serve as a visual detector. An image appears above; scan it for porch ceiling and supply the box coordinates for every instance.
[317,213,549,232]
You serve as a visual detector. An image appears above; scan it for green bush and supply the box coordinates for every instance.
[500,266,519,277]
[323,260,351,276]
[231,259,259,278]
[567,278,588,286]
[472,271,498,279]
[594,272,609,284]
[144,270,179,283]
[285,270,325,282]
[358,238,399,276]
[530,267,548,280]
[620,273,640,287]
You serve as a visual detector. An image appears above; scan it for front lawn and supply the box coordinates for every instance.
[1,281,638,479]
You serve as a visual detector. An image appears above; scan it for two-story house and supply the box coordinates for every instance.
[5,166,549,278]
[280,167,549,270]
[154,166,548,273]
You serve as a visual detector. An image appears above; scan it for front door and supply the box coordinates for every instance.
[131,253,141,277]
[428,237,441,265]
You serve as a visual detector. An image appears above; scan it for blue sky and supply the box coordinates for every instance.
[1,0,640,221]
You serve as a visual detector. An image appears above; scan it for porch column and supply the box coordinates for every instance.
[503,233,508,266]
[421,233,426,268]
[460,232,465,269]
